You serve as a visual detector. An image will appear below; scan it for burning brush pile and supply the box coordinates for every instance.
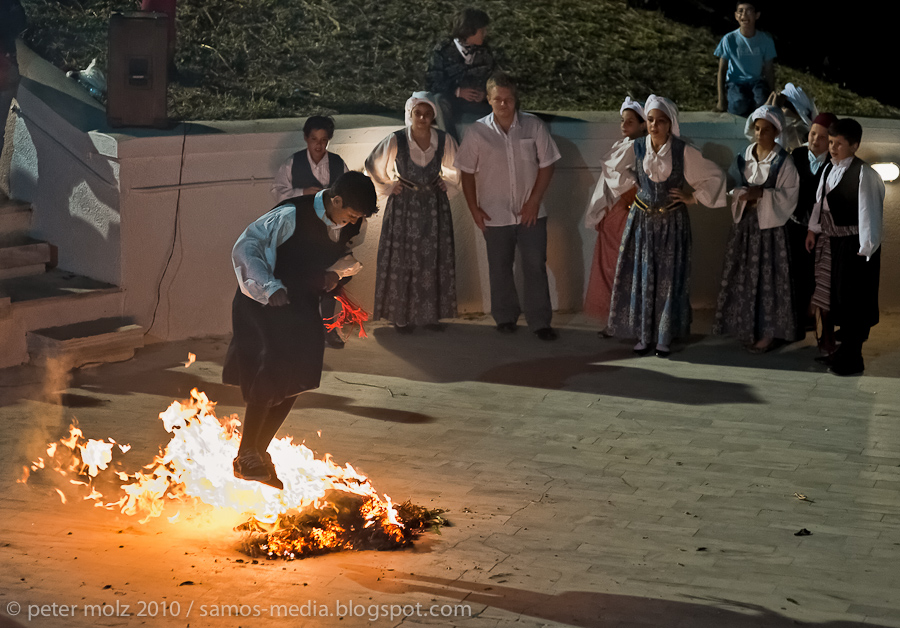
[19,389,445,559]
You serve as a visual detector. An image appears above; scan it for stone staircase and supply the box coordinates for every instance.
[0,193,144,370]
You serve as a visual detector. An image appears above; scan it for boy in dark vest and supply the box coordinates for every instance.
[789,112,837,335]
[272,116,352,347]
[805,118,885,376]
[224,171,378,488]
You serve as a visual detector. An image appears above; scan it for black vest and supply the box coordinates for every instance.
[290,150,346,190]
[823,157,865,227]
[791,146,827,222]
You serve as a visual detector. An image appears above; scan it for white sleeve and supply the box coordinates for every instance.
[364,133,400,207]
[271,155,304,203]
[232,205,297,304]
[326,219,368,277]
[808,174,825,234]
[602,138,639,205]
[454,126,480,174]
[684,145,727,208]
[858,164,886,260]
[535,120,562,168]
[440,134,461,199]
[757,155,800,229]
[584,138,634,228]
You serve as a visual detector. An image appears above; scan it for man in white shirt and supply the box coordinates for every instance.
[455,73,561,340]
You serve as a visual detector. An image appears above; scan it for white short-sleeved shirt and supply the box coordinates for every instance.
[454,112,561,226]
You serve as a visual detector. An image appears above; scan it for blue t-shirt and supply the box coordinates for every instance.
[714,29,776,85]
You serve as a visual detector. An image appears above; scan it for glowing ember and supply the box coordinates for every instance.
[183,352,197,367]
[21,389,444,558]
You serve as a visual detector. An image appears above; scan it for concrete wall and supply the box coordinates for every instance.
[9,73,900,341]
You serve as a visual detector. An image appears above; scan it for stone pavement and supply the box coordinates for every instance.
[1,313,899,628]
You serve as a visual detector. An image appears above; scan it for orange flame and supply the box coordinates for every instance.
[22,389,406,548]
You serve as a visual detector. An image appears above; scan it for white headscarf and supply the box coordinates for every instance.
[619,96,645,120]
[750,105,785,136]
[781,83,817,127]
[404,92,438,126]
[644,95,680,137]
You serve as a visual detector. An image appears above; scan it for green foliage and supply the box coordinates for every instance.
[20,0,899,120]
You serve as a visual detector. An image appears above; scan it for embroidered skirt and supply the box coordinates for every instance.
[713,208,800,343]
[607,203,692,346]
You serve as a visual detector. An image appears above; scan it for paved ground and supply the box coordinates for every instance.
[1,312,899,628]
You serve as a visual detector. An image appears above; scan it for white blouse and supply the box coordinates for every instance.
[365,127,460,207]
[729,144,799,229]
[584,137,630,228]
[595,135,727,214]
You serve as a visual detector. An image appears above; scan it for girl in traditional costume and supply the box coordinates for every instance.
[365,93,460,332]
[583,97,647,334]
[714,105,801,352]
[601,96,727,356]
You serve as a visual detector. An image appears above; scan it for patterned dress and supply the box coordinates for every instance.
[373,130,457,326]
[608,137,693,347]
[713,146,800,344]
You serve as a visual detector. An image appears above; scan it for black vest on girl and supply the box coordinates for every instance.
[290,150,346,190]
[791,146,827,223]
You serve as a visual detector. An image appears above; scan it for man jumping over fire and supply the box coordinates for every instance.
[223,171,378,488]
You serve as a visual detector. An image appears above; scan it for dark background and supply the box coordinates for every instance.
[627,0,896,109]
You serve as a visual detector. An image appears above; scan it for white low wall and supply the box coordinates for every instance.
[9,58,900,341]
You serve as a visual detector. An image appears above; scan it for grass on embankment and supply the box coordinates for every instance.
[20,0,900,121]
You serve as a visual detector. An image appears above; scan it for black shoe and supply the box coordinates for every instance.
[597,329,613,339]
[829,359,864,377]
[655,349,671,358]
[496,322,518,333]
[325,329,345,349]
[535,327,558,341]
[233,452,284,490]
[633,345,652,356]
[393,323,416,334]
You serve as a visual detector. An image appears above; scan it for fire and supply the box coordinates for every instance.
[20,389,443,558]
[183,352,196,367]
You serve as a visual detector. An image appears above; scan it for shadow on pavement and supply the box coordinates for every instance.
[342,565,889,628]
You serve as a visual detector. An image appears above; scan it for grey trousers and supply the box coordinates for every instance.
[483,217,552,330]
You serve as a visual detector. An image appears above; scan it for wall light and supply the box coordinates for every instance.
[872,162,899,183]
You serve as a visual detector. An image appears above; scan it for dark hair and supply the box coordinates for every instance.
[828,118,863,146]
[329,171,378,216]
[303,115,335,139]
[736,1,760,11]
[451,8,490,41]
[486,72,518,101]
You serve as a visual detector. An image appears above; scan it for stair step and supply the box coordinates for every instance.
[0,237,52,273]
[27,317,144,370]
[0,197,32,240]
[0,268,117,305]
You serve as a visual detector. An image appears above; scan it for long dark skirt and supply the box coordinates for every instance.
[373,187,457,326]
[223,289,324,406]
[713,210,800,344]
[608,204,692,346]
